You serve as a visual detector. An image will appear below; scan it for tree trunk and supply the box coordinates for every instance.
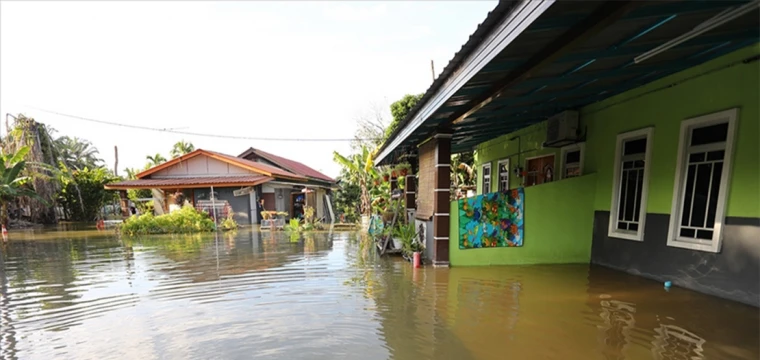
[1,201,8,228]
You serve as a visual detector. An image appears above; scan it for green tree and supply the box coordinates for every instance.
[124,166,153,214]
[333,169,362,222]
[170,140,195,158]
[385,93,423,141]
[54,136,102,170]
[146,153,167,166]
[0,147,46,226]
[333,146,378,217]
[58,167,119,221]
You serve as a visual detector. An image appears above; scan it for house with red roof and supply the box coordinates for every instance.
[106,148,336,225]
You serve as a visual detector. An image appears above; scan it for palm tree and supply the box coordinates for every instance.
[0,146,47,226]
[170,140,195,158]
[54,136,102,170]
[146,153,167,166]
[333,146,378,220]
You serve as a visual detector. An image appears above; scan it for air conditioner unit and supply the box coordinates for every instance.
[544,110,579,147]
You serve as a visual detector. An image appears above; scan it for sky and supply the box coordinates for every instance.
[0,1,496,178]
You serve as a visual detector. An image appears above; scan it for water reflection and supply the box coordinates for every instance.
[0,229,757,360]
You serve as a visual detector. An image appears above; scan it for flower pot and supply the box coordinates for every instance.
[383,175,390,182]
[392,237,403,250]
[382,211,394,223]
[400,168,408,176]
[391,171,397,178]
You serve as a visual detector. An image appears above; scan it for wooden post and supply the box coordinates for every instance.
[114,146,119,176]
[432,133,452,267]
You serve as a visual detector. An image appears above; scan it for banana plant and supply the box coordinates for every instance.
[0,146,48,226]
[333,146,379,217]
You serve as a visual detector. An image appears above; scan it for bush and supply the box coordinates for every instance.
[220,212,238,231]
[58,167,120,221]
[120,205,215,235]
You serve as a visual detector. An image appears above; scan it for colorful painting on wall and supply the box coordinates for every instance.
[458,188,524,249]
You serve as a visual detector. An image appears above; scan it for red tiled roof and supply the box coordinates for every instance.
[105,175,273,189]
[135,149,306,181]
[239,147,334,183]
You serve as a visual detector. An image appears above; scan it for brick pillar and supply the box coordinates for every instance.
[432,133,451,266]
[119,190,130,217]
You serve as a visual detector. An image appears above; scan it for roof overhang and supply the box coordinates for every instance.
[376,0,759,164]
[105,175,274,190]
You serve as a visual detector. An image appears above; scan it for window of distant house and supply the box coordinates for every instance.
[481,163,491,194]
[497,159,510,192]
[524,154,555,187]
[608,127,653,241]
[667,109,737,253]
[561,143,585,179]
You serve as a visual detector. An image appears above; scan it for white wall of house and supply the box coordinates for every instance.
[152,155,253,178]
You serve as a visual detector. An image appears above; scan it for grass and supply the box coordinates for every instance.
[119,205,237,235]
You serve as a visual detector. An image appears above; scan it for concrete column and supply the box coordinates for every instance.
[432,133,452,267]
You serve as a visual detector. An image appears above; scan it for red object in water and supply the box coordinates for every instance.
[2,225,7,242]
[413,252,421,268]
[96,220,105,230]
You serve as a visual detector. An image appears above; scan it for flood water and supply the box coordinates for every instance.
[0,228,757,360]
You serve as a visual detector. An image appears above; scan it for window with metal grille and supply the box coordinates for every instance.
[481,163,491,194]
[497,159,510,192]
[608,128,652,241]
[668,109,737,253]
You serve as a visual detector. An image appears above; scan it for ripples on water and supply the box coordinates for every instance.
[0,227,757,360]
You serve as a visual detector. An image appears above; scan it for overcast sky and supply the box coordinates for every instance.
[0,1,495,178]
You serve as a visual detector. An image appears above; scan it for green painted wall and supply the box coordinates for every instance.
[451,44,759,266]
[450,174,596,266]
[583,44,760,217]
[475,121,559,194]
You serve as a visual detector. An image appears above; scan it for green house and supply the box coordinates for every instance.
[376,0,759,306]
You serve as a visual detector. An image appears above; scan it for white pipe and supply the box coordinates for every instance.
[211,185,218,229]
[635,1,760,64]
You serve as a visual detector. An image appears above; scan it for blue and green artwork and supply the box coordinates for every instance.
[458,188,524,249]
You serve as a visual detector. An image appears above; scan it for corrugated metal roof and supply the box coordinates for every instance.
[204,150,306,180]
[105,175,274,189]
[377,0,760,161]
[238,147,335,183]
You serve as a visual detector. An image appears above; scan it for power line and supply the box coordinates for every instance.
[26,106,382,142]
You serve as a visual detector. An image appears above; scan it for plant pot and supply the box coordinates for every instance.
[392,237,403,250]
[382,175,390,182]
[400,169,408,176]
[382,211,394,223]
[391,171,397,178]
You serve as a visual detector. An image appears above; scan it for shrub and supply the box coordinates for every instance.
[220,212,238,231]
[120,205,215,235]
[285,218,301,232]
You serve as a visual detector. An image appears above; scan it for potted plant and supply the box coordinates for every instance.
[396,162,411,177]
[394,222,418,254]
[382,169,391,182]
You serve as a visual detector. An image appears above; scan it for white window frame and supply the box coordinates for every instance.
[497,158,510,192]
[666,109,737,253]
[560,142,585,179]
[608,127,654,242]
[481,162,492,194]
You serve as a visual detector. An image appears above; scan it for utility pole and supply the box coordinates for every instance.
[430,60,435,82]
[114,146,119,176]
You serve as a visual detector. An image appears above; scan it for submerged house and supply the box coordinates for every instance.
[376,0,759,306]
[106,148,336,225]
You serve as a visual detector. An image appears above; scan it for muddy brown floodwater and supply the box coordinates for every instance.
[0,227,757,360]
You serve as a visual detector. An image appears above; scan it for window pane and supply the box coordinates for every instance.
[680,228,695,238]
[624,169,639,221]
[565,150,580,164]
[689,163,712,227]
[705,162,723,228]
[623,161,634,169]
[633,169,644,221]
[618,170,628,221]
[707,150,724,161]
[696,230,713,240]
[691,122,728,146]
[681,164,696,226]
[624,138,647,156]
[617,222,627,230]
[689,152,705,163]
[629,223,639,232]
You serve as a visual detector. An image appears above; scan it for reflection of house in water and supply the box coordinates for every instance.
[651,324,706,360]
[597,298,637,360]
[106,149,336,225]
